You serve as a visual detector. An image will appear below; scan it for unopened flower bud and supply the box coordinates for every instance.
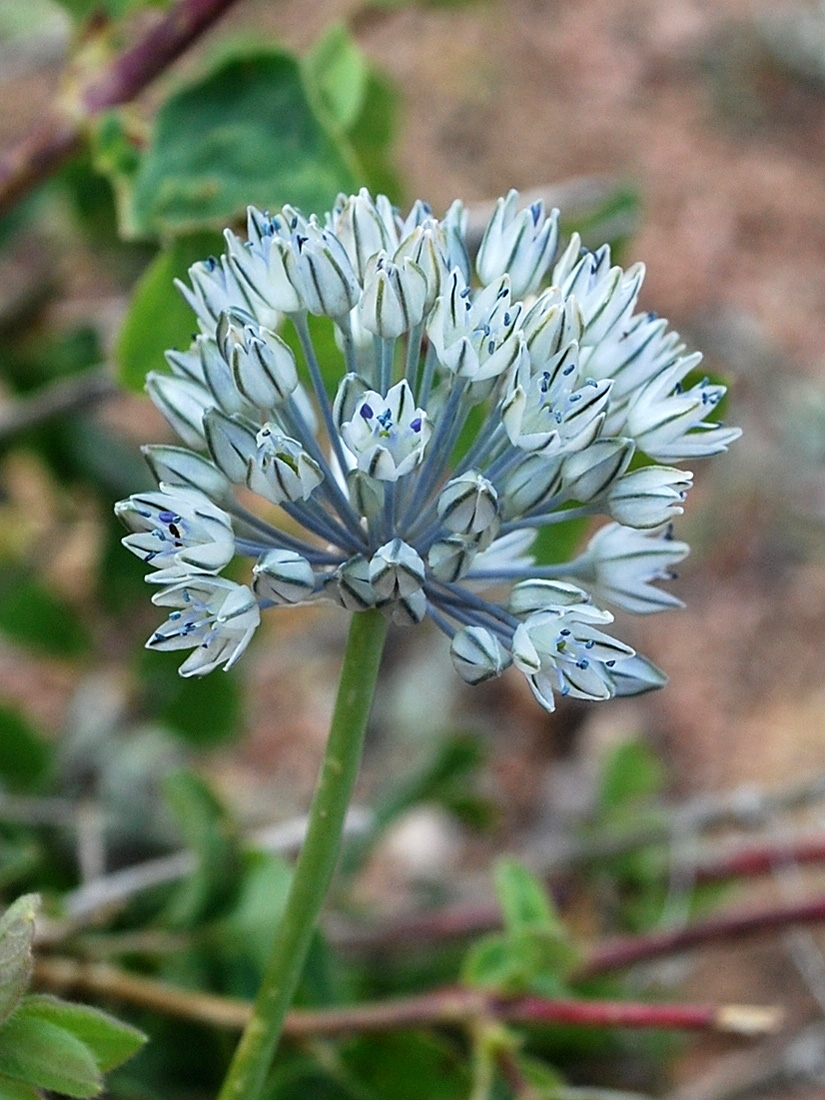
[561,438,634,502]
[450,626,511,684]
[369,539,426,600]
[437,472,499,536]
[253,549,317,604]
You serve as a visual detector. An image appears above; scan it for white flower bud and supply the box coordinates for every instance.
[199,335,246,415]
[346,468,384,520]
[142,445,231,504]
[369,539,426,600]
[334,555,376,610]
[331,188,397,282]
[217,313,298,409]
[437,472,499,536]
[427,536,478,583]
[450,626,511,684]
[384,589,427,626]
[507,579,592,617]
[252,549,317,604]
[501,454,563,519]
[476,190,560,298]
[561,438,634,502]
[359,252,428,338]
[247,425,323,504]
[606,465,692,529]
[286,223,360,318]
[394,222,446,310]
[575,523,689,614]
[146,373,212,449]
[203,410,258,483]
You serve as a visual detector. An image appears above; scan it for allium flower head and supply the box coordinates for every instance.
[117,190,739,705]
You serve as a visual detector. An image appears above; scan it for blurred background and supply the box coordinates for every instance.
[3,1,825,1097]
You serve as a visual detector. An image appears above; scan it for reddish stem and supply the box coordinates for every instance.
[693,833,825,884]
[579,896,825,979]
[0,0,241,220]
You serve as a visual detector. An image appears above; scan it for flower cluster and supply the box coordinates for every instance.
[116,189,739,707]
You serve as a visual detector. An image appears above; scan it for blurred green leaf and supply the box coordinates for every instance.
[342,1031,470,1100]
[532,517,589,567]
[0,896,38,1028]
[347,70,402,201]
[0,575,90,658]
[494,858,557,934]
[163,770,244,926]
[0,1076,42,1100]
[303,23,368,133]
[115,233,221,391]
[462,934,516,988]
[219,850,292,976]
[54,0,168,21]
[0,1011,101,1098]
[0,707,50,791]
[598,740,663,813]
[128,51,356,236]
[136,648,242,746]
[16,996,145,1074]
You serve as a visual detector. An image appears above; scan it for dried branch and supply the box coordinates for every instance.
[0,366,117,443]
[59,807,373,925]
[0,0,242,220]
[32,956,779,1038]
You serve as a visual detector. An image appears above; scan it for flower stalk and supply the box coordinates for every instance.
[216,607,388,1100]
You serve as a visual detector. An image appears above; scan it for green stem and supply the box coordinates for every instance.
[216,608,389,1100]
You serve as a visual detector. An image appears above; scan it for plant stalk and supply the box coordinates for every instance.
[216,608,388,1100]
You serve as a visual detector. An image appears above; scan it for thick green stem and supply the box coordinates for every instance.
[217,608,388,1100]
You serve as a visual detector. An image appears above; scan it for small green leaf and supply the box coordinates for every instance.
[0,1013,100,1098]
[17,996,145,1073]
[304,23,368,132]
[0,575,89,658]
[598,740,664,813]
[462,933,516,988]
[0,896,39,1027]
[163,770,243,926]
[115,233,222,391]
[494,858,556,934]
[128,50,355,236]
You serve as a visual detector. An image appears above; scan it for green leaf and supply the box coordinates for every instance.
[598,740,663,813]
[346,70,401,200]
[16,996,145,1073]
[462,933,518,989]
[494,859,557,934]
[129,50,355,236]
[532,517,589,566]
[54,0,169,22]
[0,1013,100,1098]
[304,23,368,133]
[0,707,50,791]
[0,1075,42,1100]
[342,1031,470,1100]
[0,896,38,1028]
[115,233,222,391]
[163,770,243,926]
[0,575,89,658]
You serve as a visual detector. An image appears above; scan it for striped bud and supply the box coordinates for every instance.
[369,539,426,600]
[437,472,499,536]
[450,626,511,684]
[253,549,317,604]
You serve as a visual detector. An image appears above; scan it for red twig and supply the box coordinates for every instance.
[693,833,825,884]
[336,831,825,954]
[580,896,825,979]
[32,956,778,1037]
[0,0,241,220]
